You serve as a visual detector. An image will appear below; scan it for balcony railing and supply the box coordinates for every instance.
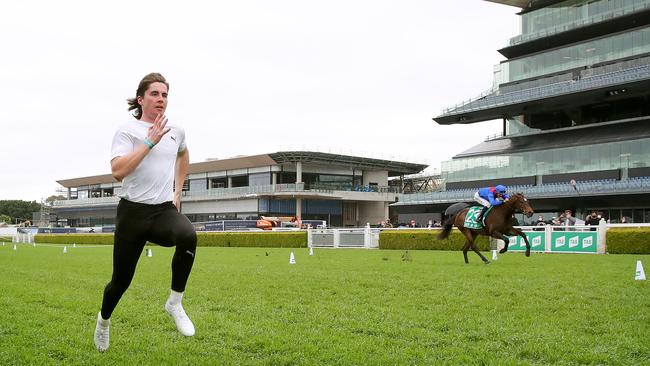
[440,64,650,116]
[508,1,650,47]
[396,177,650,205]
[52,196,120,207]
[53,183,401,207]
[183,183,306,199]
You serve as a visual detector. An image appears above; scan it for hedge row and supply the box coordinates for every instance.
[34,232,307,248]
[196,232,306,248]
[606,228,650,254]
[32,228,650,253]
[379,229,490,251]
[34,234,114,245]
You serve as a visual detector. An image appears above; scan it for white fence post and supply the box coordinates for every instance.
[307,227,313,248]
[597,219,607,254]
[333,229,340,248]
[545,225,552,253]
[364,227,370,248]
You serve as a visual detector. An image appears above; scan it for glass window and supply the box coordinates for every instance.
[514,0,650,44]
[507,26,650,83]
[442,138,650,182]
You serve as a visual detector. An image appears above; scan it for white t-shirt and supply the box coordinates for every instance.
[111,119,187,204]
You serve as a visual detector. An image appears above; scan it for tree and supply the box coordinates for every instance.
[0,200,42,224]
[0,214,11,224]
[46,195,67,203]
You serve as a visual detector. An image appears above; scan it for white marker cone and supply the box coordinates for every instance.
[289,252,296,264]
[2,242,4,246]
[635,260,646,281]
[63,246,68,254]
[13,244,17,250]
[492,249,498,260]
[146,248,153,257]
[309,247,314,256]
[33,242,36,247]
[73,243,76,248]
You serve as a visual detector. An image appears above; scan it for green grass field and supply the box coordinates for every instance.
[1,243,648,365]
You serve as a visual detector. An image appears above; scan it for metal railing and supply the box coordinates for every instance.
[53,182,401,207]
[508,2,650,46]
[440,64,650,116]
[396,177,650,205]
[52,196,120,207]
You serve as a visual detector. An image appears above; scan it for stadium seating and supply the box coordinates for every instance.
[442,64,650,116]
[397,177,650,204]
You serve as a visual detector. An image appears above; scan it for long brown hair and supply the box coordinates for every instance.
[126,73,169,119]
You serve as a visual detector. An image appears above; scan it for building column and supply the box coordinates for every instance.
[272,172,277,185]
[296,198,302,220]
[355,202,360,226]
[227,176,233,188]
[296,161,302,184]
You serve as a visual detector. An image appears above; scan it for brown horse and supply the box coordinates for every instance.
[438,193,535,264]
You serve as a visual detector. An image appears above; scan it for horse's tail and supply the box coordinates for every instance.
[437,216,455,240]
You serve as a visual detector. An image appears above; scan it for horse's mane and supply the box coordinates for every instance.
[502,192,527,210]
[492,192,525,212]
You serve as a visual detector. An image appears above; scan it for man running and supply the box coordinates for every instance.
[94,73,197,352]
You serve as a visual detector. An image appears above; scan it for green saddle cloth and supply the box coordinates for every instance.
[464,206,492,229]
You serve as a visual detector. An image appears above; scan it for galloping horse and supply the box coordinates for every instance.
[438,193,535,264]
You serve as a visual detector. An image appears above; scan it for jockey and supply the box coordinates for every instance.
[474,185,509,222]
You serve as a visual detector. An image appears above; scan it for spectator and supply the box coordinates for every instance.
[533,215,546,231]
[561,209,576,230]
[585,211,600,226]
[621,216,630,224]
[511,214,520,227]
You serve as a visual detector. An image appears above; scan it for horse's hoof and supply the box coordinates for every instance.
[499,248,507,254]
[525,251,530,257]
[484,261,490,265]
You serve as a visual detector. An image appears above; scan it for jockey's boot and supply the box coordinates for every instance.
[476,206,489,224]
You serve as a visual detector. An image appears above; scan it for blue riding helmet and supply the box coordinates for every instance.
[495,185,507,193]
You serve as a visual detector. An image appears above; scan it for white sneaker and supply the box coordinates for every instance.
[165,302,195,336]
[94,312,110,352]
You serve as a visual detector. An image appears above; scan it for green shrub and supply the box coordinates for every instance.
[35,232,307,248]
[379,229,489,251]
[34,234,113,245]
[606,228,650,254]
[197,232,306,248]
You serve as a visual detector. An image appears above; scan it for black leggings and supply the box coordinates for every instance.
[101,199,197,319]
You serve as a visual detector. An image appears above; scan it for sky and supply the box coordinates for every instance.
[0,0,519,202]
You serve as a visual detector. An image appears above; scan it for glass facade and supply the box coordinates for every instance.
[442,138,650,182]
[506,116,541,136]
[513,0,650,45]
[503,26,650,83]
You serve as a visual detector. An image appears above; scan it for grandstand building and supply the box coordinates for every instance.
[393,0,650,223]
[53,151,426,228]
